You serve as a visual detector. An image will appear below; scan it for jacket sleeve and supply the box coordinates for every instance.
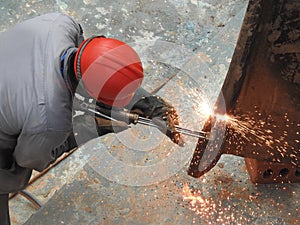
[13,131,70,172]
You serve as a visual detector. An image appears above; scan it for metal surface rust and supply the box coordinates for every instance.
[188,0,300,181]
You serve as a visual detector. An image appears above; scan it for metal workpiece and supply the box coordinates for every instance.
[221,0,300,166]
[188,0,300,182]
[188,115,225,178]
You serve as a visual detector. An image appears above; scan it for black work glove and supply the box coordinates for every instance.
[131,96,185,146]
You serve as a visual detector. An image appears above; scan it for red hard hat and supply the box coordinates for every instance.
[74,36,144,107]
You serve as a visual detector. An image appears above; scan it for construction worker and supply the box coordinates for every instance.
[0,13,183,225]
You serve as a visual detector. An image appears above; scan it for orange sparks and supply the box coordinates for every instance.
[182,183,205,205]
[182,183,220,221]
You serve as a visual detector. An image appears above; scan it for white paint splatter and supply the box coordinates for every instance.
[56,0,68,11]
[96,22,107,30]
[197,1,212,18]
[96,7,110,15]
[190,0,198,5]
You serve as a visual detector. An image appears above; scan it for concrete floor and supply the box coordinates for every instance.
[1,0,299,224]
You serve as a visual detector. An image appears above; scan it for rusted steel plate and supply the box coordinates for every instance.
[188,0,300,179]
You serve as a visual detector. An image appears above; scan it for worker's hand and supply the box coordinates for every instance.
[95,117,129,136]
[131,96,184,146]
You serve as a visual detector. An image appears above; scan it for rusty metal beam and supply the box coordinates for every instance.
[188,0,300,181]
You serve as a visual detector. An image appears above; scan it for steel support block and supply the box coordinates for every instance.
[188,0,300,183]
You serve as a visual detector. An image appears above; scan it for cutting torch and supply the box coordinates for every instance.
[78,100,209,140]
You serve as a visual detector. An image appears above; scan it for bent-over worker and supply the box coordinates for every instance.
[0,13,183,225]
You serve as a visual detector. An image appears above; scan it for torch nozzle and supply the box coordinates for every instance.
[137,117,209,140]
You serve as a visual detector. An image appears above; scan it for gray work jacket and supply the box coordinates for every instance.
[0,13,83,193]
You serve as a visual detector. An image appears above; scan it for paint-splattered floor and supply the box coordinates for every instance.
[2,0,299,224]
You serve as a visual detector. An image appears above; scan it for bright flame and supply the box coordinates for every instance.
[199,102,213,119]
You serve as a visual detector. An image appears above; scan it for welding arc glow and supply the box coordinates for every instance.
[199,102,213,119]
